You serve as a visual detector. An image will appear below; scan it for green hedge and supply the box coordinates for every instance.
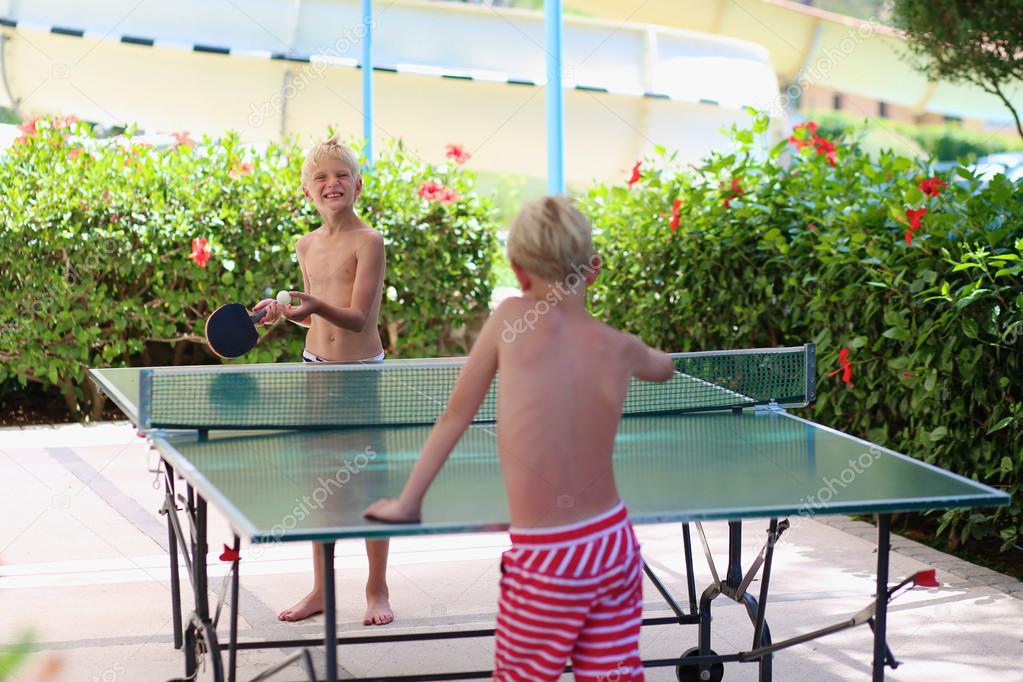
[581,112,1022,550]
[811,109,1023,162]
[0,117,496,415]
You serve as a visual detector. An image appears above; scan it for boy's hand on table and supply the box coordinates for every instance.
[282,291,322,321]
[252,299,283,325]
[363,498,422,524]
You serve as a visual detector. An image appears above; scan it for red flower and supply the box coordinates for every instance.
[919,177,947,198]
[230,162,254,178]
[68,147,84,161]
[191,237,211,268]
[219,544,240,562]
[827,347,852,385]
[788,122,817,149]
[722,177,744,208]
[668,198,682,231]
[53,115,79,130]
[813,136,837,166]
[905,207,927,245]
[418,181,457,203]
[172,131,196,148]
[445,144,471,165]
[627,161,642,189]
[913,569,939,588]
[659,198,683,231]
[17,117,40,138]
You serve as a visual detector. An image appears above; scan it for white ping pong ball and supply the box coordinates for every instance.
[276,290,292,305]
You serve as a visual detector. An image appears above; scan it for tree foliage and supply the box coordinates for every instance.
[894,0,1023,138]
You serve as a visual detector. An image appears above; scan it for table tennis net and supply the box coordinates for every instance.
[138,344,815,430]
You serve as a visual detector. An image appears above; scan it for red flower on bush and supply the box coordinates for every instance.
[191,237,211,268]
[68,147,84,161]
[17,117,40,138]
[814,136,837,166]
[172,131,196,148]
[789,121,837,166]
[919,177,947,198]
[905,207,927,245]
[827,347,852,385]
[659,198,683,231]
[722,177,744,208]
[788,121,818,149]
[445,144,471,165]
[230,162,254,178]
[627,161,642,189]
[418,181,458,203]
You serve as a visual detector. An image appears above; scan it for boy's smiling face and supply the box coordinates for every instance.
[304,157,361,216]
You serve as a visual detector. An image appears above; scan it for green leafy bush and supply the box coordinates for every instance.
[0,117,496,415]
[581,112,1022,550]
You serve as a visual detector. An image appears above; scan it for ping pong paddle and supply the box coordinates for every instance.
[205,303,269,359]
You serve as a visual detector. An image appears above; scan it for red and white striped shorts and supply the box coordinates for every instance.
[494,501,644,682]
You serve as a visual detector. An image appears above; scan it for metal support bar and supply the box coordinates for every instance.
[726,521,743,589]
[164,462,183,650]
[544,0,565,194]
[681,523,699,615]
[872,514,892,681]
[694,521,721,588]
[752,519,782,649]
[323,542,338,682]
[737,519,789,598]
[228,535,241,682]
[642,560,687,621]
[194,496,209,620]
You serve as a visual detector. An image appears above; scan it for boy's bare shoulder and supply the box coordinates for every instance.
[295,230,319,254]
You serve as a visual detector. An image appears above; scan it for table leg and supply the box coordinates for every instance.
[872,514,892,681]
[322,542,338,682]
[228,534,241,682]
[164,461,183,649]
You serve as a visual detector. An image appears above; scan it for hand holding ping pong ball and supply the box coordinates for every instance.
[276,290,293,306]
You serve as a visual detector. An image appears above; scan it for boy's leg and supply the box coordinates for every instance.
[364,538,393,625]
[278,543,326,621]
[570,551,645,682]
[494,549,586,681]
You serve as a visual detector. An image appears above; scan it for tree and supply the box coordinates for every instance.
[893,0,1023,139]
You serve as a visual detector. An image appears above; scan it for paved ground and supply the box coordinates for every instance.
[2,421,1021,681]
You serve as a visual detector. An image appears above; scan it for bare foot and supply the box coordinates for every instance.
[364,589,393,626]
[278,590,324,622]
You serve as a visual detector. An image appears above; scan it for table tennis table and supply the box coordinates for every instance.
[89,344,1009,682]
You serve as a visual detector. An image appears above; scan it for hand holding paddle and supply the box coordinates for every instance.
[205,303,269,359]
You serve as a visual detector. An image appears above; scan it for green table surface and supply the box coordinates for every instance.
[91,367,1010,543]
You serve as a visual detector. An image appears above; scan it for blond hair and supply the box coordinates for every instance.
[301,134,361,187]
[507,196,596,282]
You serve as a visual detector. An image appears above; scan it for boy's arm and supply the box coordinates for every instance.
[288,256,314,328]
[286,232,384,332]
[628,333,674,382]
[363,305,503,523]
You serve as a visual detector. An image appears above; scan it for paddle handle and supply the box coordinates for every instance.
[249,308,269,324]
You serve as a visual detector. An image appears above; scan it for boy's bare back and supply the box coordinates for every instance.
[297,224,384,362]
[493,298,669,528]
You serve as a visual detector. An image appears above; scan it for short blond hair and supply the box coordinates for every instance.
[301,134,361,187]
[507,196,596,282]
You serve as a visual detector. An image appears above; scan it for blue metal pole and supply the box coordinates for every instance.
[545,0,565,195]
[361,0,373,172]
